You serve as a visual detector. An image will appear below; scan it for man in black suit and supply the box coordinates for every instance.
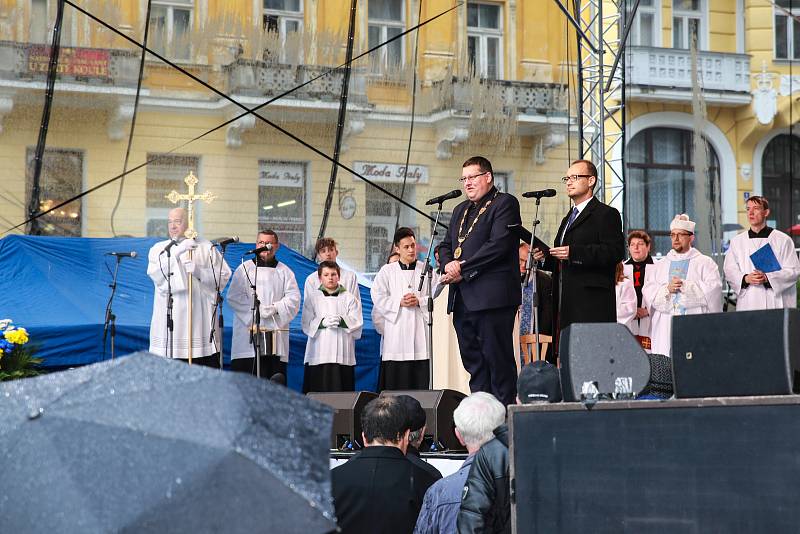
[438,156,522,406]
[331,396,438,534]
[533,159,625,352]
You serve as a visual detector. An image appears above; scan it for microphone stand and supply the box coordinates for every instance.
[419,202,444,389]
[102,255,123,360]
[249,257,262,378]
[522,197,544,363]
[209,243,229,370]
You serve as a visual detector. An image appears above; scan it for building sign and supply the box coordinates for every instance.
[353,162,429,184]
[260,162,305,187]
[27,47,110,79]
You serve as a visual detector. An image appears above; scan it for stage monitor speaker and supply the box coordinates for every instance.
[559,323,650,401]
[671,309,800,398]
[379,389,467,452]
[307,391,377,450]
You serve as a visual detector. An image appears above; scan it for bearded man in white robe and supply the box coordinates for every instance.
[724,196,800,311]
[147,207,231,367]
[642,214,722,357]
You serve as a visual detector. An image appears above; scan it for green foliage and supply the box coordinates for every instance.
[0,343,42,381]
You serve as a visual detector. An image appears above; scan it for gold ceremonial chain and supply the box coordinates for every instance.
[454,190,499,259]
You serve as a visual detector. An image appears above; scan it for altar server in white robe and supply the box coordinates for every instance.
[724,196,800,311]
[303,237,361,315]
[642,214,722,357]
[615,262,638,328]
[301,261,363,393]
[227,229,300,378]
[371,251,400,340]
[371,227,435,391]
[148,207,231,368]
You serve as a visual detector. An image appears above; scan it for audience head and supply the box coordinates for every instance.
[361,396,411,452]
[518,243,530,275]
[516,361,563,404]
[452,392,506,455]
[627,230,651,262]
[397,395,427,450]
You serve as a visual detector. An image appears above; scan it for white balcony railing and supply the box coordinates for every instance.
[626,46,751,104]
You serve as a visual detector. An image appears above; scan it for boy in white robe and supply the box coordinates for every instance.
[301,261,363,392]
[227,230,300,378]
[371,227,434,391]
[724,196,800,311]
[148,207,231,367]
[642,214,722,357]
[303,237,361,315]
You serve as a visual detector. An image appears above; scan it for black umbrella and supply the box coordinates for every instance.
[0,352,336,533]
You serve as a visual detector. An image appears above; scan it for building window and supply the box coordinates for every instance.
[467,2,503,79]
[259,160,307,253]
[368,0,404,73]
[25,148,83,237]
[672,0,705,50]
[150,0,193,61]
[365,182,416,272]
[493,171,510,193]
[30,0,49,44]
[263,0,303,63]
[146,154,200,237]
[625,128,719,254]
[627,0,658,47]
[761,135,800,245]
[774,0,800,60]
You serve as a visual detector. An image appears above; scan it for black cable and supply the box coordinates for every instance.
[5,1,460,236]
[110,0,153,237]
[394,0,424,234]
[26,0,65,235]
[317,0,358,241]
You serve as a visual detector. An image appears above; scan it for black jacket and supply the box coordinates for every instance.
[544,197,625,331]
[331,445,438,534]
[438,188,523,313]
[457,424,510,534]
[407,444,443,482]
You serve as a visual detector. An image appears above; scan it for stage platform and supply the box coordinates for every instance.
[330,451,468,477]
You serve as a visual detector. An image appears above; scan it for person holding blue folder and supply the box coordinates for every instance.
[723,196,800,311]
[642,214,722,357]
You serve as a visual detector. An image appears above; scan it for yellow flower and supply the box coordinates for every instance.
[5,328,29,345]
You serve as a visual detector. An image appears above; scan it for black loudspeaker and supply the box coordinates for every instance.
[559,323,650,401]
[307,391,377,450]
[379,390,467,452]
[671,309,800,398]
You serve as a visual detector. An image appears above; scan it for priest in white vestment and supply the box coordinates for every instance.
[371,227,435,390]
[642,214,722,357]
[301,261,363,392]
[227,230,300,378]
[147,207,231,367]
[724,196,800,311]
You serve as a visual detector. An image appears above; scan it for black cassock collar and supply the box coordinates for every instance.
[748,226,773,239]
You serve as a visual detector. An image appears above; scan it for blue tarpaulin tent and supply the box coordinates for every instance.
[0,235,381,392]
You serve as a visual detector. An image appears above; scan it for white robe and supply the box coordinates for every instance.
[622,260,658,341]
[303,269,360,308]
[147,239,231,359]
[616,278,637,327]
[370,262,434,361]
[723,228,800,311]
[642,247,722,357]
[301,288,363,366]
[227,261,300,361]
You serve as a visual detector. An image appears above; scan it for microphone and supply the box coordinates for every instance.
[105,251,138,258]
[212,236,239,247]
[425,189,462,206]
[245,244,273,255]
[522,189,557,199]
[161,240,179,255]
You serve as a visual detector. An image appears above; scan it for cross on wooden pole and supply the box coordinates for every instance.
[166,171,216,364]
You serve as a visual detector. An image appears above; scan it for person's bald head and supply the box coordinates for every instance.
[168,207,188,239]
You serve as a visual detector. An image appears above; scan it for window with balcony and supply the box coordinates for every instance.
[774,0,800,60]
[672,0,705,50]
[149,0,193,61]
[627,0,658,47]
[25,148,83,237]
[263,0,303,63]
[368,0,405,73]
[259,160,307,253]
[467,2,503,79]
[625,128,719,253]
[146,154,200,237]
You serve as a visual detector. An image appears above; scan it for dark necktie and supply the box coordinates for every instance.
[560,207,579,244]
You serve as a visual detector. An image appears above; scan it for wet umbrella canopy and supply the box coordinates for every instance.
[0,352,335,533]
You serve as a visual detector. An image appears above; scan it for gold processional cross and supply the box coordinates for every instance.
[166,171,216,364]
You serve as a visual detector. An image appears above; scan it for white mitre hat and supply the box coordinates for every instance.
[670,213,695,234]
